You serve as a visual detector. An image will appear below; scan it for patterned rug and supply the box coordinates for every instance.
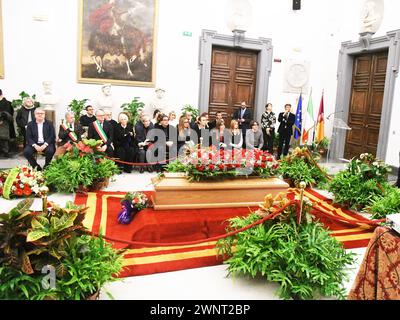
[74,189,376,278]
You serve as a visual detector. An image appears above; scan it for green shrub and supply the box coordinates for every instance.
[217,206,355,300]
[366,187,400,219]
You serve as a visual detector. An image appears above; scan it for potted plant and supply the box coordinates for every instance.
[316,137,330,156]
[0,199,124,300]
[181,104,199,119]
[68,99,89,121]
[11,92,40,110]
[217,194,355,300]
[121,97,145,126]
[117,192,149,225]
[44,140,120,193]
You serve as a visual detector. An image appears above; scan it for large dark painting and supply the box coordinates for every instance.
[78,0,157,87]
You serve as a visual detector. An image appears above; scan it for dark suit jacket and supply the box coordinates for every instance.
[114,123,134,149]
[134,122,154,146]
[26,121,56,147]
[58,122,84,145]
[0,98,16,139]
[233,108,253,130]
[16,107,37,129]
[277,112,296,137]
[88,121,114,147]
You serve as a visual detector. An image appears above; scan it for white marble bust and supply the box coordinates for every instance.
[146,88,170,115]
[360,0,383,35]
[38,81,58,110]
[97,83,115,112]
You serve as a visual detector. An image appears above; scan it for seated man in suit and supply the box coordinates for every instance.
[55,112,85,157]
[134,115,154,173]
[23,107,56,171]
[87,109,114,157]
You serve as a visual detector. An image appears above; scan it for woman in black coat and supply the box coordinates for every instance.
[114,113,135,173]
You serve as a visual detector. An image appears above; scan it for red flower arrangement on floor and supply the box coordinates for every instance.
[0,166,47,199]
[175,147,279,182]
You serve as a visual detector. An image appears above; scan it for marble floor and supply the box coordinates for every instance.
[0,156,381,300]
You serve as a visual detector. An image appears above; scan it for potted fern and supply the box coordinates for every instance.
[0,199,124,300]
[181,104,199,119]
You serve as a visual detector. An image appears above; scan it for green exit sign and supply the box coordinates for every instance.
[183,31,192,37]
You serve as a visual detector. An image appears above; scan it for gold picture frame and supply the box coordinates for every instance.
[0,0,4,79]
[78,0,158,87]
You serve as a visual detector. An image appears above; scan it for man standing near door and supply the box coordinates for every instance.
[277,104,296,159]
[233,101,252,149]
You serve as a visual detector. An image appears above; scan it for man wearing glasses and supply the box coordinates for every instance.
[23,108,56,170]
[88,109,114,157]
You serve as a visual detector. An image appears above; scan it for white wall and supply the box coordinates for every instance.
[0,0,399,165]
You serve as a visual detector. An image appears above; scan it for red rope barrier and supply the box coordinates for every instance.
[105,156,179,166]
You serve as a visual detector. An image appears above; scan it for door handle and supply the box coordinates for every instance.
[365,124,369,128]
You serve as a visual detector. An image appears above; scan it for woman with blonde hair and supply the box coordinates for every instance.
[229,120,243,150]
[177,115,196,153]
[168,111,178,127]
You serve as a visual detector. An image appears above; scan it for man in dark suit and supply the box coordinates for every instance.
[277,104,296,159]
[55,112,85,157]
[209,111,224,130]
[0,89,16,153]
[88,109,114,157]
[233,101,253,148]
[23,108,56,170]
[134,115,154,173]
[194,114,210,147]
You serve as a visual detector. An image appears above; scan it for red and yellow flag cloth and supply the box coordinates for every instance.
[316,92,325,143]
[75,189,376,278]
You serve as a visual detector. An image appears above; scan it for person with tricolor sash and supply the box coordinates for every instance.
[55,112,85,157]
[87,109,114,157]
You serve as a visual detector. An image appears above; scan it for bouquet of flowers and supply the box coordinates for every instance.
[168,147,279,182]
[117,192,149,225]
[0,166,46,199]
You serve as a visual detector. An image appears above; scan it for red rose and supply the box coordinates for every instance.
[196,165,205,172]
[208,164,215,170]
[262,156,267,162]
[273,164,279,170]
[15,189,23,196]
[261,163,266,169]
[218,164,225,170]
[197,151,202,158]
[267,157,274,162]
[254,163,259,168]
[236,163,241,168]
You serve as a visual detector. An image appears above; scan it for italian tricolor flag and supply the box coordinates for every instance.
[302,89,315,145]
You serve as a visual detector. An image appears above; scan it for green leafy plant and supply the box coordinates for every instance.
[317,137,330,150]
[366,187,400,219]
[121,97,145,126]
[0,199,124,300]
[11,91,40,109]
[217,200,355,300]
[181,104,199,119]
[329,153,391,210]
[44,143,120,193]
[278,147,329,189]
[68,99,89,120]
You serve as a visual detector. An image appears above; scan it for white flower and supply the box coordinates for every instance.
[373,162,379,167]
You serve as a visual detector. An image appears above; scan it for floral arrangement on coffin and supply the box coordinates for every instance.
[44,139,120,193]
[0,166,47,199]
[0,199,124,300]
[118,192,149,225]
[278,147,330,189]
[167,147,279,182]
[329,153,392,211]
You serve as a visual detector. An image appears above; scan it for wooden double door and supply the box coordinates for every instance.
[208,46,258,123]
[344,51,388,159]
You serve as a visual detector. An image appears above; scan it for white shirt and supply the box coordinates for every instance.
[37,122,44,144]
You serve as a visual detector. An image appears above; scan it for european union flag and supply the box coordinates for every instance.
[294,94,303,140]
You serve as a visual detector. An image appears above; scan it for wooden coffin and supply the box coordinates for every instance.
[153,173,289,210]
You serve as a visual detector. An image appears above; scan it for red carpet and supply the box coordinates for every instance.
[75,189,376,278]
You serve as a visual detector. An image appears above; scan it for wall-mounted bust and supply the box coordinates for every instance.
[146,87,170,115]
[360,0,384,35]
[38,81,58,110]
[97,83,114,113]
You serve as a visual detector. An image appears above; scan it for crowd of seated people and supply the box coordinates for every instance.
[19,100,305,174]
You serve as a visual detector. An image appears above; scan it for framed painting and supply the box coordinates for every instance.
[0,0,4,79]
[78,0,158,87]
